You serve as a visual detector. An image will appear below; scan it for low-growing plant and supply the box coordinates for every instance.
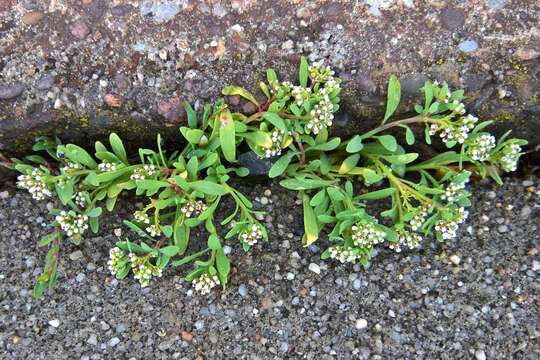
[2,57,527,298]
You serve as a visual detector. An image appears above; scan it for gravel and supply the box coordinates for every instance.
[0,176,539,359]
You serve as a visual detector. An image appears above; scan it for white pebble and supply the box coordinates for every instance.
[48,319,60,328]
[308,263,321,274]
[449,254,461,265]
[355,319,368,329]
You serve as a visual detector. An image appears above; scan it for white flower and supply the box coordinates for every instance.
[60,161,82,172]
[146,224,161,237]
[17,168,53,201]
[261,129,285,159]
[55,210,89,237]
[108,247,125,276]
[97,161,118,172]
[192,273,219,295]
[351,222,386,248]
[130,164,157,181]
[467,134,496,161]
[74,192,87,208]
[434,207,468,240]
[441,174,469,203]
[410,205,430,231]
[180,200,208,218]
[291,86,312,107]
[240,223,263,246]
[391,230,423,252]
[307,97,334,135]
[499,143,522,172]
[129,253,162,287]
[134,210,150,224]
[328,246,357,264]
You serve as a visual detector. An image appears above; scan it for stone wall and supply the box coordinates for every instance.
[0,0,539,156]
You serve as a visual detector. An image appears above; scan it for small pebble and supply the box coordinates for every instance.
[308,263,321,274]
[475,349,486,360]
[355,319,368,329]
[48,319,60,328]
[108,337,120,348]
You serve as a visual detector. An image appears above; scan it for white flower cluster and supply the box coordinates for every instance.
[241,223,263,246]
[441,177,468,203]
[467,134,496,161]
[146,224,161,237]
[328,246,357,263]
[270,81,292,95]
[499,143,521,172]
[307,96,334,135]
[261,129,285,158]
[97,161,117,172]
[108,247,125,276]
[434,207,468,240]
[130,164,157,181]
[74,192,87,208]
[351,222,386,248]
[181,200,208,218]
[17,168,52,201]
[308,64,335,83]
[129,253,162,287]
[429,114,478,145]
[60,161,82,173]
[192,273,219,295]
[55,210,89,237]
[291,86,312,107]
[389,231,423,253]
[134,210,150,224]
[410,206,430,231]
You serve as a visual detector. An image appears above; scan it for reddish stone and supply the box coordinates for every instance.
[104,94,123,107]
[70,20,90,40]
[22,11,44,26]
[157,96,184,121]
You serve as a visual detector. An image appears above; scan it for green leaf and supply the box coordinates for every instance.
[208,234,222,250]
[307,138,341,151]
[346,135,364,153]
[180,127,205,144]
[302,192,318,245]
[109,133,128,163]
[269,152,296,178]
[339,154,360,174]
[376,135,398,152]
[219,110,236,162]
[267,69,277,84]
[357,188,396,200]
[137,180,169,192]
[400,125,415,145]
[38,232,57,247]
[183,101,198,128]
[383,74,401,123]
[263,112,287,132]
[189,180,229,196]
[173,249,208,267]
[86,207,102,218]
[65,144,97,169]
[222,85,259,106]
[160,245,179,257]
[186,156,198,180]
[279,178,335,190]
[327,187,345,202]
[162,225,173,237]
[424,81,433,110]
[174,222,189,255]
[55,182,73,205]
[382,153,418,165]
[86,172,99,186]
[299,56,309,87]
[310,189,327,207]
[89,216,99,233]
[216,248,230,288]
